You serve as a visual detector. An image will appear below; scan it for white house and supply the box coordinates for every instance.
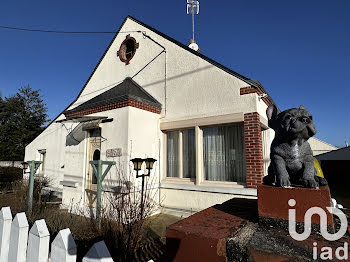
[24,16,335,216]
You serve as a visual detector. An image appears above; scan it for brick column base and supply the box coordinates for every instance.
[244,112,264,188]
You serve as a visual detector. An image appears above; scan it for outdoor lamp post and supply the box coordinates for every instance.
[130,157,157,217]
[23,160,42,214]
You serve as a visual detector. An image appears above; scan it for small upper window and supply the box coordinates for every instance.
[117,35,139,65]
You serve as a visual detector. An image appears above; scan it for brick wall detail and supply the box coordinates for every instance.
[244,112,264,188]
[240,86,273,106]
[65,98,161,119]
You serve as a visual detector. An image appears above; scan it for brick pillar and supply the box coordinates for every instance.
[244,112,264,188]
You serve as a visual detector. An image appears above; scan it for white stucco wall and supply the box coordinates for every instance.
[160,187,256,212]
[25,16,270,214]
[68,18,260,120]
[58,106,162,208]
[25,114,67,190]
[61,107,130,206]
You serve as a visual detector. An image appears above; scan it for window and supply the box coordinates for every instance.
[38,149,46,174]
[203,124,245,182]
[166,129,196,179]
[182,129,196,178]
[89,128,101,138]
[117,35,139,65]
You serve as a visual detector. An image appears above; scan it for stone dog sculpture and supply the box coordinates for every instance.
[263,104,327,188]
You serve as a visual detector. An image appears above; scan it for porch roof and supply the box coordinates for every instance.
[64,77,162,116]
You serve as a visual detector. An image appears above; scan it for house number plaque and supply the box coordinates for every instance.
[106,148,122,157]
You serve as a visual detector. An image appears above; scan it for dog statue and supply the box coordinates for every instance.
[263,104,327,188]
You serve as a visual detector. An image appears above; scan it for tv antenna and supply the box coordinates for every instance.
[186,0,199,42]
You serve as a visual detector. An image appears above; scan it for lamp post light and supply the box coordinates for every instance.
[130,157,157,217]
[21,161,29,177]
[22,160,42,214]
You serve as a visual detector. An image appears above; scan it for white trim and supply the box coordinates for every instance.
[160,113,244,130]
[160,182,257,196]
[178,130,183,179]
[259,113,269,129]
[195,126,203,185]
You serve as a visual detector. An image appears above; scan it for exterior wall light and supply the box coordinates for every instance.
[131,158,144,172]
[144,158,157,171]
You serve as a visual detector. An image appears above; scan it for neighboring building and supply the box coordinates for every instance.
[315,146,350,176]
[315,146,350,208]
[308,137,338,156]
[24,16,332,215]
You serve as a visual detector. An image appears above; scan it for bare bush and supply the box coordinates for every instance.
[80,162,160,262]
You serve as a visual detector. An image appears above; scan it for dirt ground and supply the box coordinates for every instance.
[147,213,182,243]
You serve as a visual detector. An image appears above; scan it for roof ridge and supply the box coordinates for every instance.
[125,15,276,106]
[32,15,275,142]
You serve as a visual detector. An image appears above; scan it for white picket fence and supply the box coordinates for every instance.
[0,206,114,262]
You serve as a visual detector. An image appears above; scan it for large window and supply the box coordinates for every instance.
[203,124,245,182]
[166,129,196,179]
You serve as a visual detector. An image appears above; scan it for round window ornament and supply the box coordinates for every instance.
[117,34,139,65]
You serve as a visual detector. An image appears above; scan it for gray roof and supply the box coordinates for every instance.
[65,77,161,114]
[126,16,274,102]
[315,146,350,161]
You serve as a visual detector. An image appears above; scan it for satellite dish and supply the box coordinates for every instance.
[188,42,199,51]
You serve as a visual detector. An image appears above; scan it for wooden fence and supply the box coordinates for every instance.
[0,206,115,262]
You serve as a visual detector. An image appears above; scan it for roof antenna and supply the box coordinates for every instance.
[186,0,200,51]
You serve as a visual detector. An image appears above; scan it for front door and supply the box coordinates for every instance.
[85,128,101,207]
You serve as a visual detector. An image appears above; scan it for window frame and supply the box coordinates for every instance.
[162,121,246,188]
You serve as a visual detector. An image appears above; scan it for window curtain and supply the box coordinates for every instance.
[203,125,245,182]
[182,129,196,178]
[167,131,179,177]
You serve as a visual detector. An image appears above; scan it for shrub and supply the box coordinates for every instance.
[0,167,23,189]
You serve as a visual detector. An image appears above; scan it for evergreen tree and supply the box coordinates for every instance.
[0,86,49,160]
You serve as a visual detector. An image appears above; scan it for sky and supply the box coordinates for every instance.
[0,0,349,148]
